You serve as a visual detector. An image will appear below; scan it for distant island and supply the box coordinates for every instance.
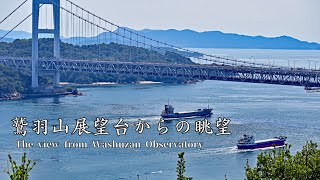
[131,29,320,50]
[1,28,320,50]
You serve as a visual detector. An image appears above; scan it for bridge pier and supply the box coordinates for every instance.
[40,70,61,87]
[53,71,60,87]
[32,0,61,89]
[39,70,64,92]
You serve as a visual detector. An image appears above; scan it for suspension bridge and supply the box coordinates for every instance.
[0,0,320,89]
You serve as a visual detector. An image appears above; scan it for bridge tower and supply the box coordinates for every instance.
[32,0,60,89]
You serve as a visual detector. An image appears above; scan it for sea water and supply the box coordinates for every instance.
[0,48,319,180]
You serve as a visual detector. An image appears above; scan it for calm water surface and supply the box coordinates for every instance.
[0,49,319,180]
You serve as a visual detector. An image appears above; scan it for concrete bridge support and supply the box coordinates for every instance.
[53,71,60,87]
[32,0,60,88]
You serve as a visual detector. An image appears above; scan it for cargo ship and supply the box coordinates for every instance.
[161,104,212,119]
[237,135,287,150]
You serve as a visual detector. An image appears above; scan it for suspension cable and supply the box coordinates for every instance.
[50,0,248,66]
[0,4,44,42]
[0,0,29,25]
[57,1,237,66]
[51,0,281,68]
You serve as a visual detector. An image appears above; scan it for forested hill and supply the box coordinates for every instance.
[0,64,32,99]
[0,38,194,64]
[0,39,195,99]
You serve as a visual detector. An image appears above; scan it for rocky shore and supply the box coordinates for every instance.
[0,92,23,101]
[0,80,199,101]
[0,89,82,101]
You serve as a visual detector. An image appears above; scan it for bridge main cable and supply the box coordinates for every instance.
[63,0,261,67]
[53,0,282,68]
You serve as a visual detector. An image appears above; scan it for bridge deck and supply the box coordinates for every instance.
[1,57,319,87]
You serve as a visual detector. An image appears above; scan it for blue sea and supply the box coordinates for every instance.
[0,48,319,180]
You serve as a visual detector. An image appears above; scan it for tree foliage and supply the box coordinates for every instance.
[0,64,50,97]
[0,64,32,97]
[176,152,192,180]
[0,38,194,64]
[5,152,36,180]
[245,141,320,180]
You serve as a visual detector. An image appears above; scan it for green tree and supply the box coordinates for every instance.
[0,39,194,64]
[74,75,93,84]
[176,152,192,180]
[5,152,36,180]
[245,141,320,180]
[0,64,32,96]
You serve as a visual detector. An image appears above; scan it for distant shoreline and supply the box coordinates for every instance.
[61,81,163,87]
[2,28,320,50]
[0,80,194,101]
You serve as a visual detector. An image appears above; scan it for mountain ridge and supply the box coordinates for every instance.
[1,28,319,50]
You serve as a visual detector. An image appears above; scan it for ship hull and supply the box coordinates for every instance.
[237,139,286,150]
[161,109,212,119]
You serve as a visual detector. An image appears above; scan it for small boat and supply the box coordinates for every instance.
[237,135,287,150]
[161,104,212,119]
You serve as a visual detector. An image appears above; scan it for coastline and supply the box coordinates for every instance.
[0,92,80,101]
[61,81,163,87]
[0,81,162,101]
[0,92,22,101]
[0,80,201,101]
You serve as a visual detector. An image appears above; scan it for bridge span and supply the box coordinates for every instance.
[1,57,319,87]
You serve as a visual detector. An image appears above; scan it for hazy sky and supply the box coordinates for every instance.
[1,0,319,43]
